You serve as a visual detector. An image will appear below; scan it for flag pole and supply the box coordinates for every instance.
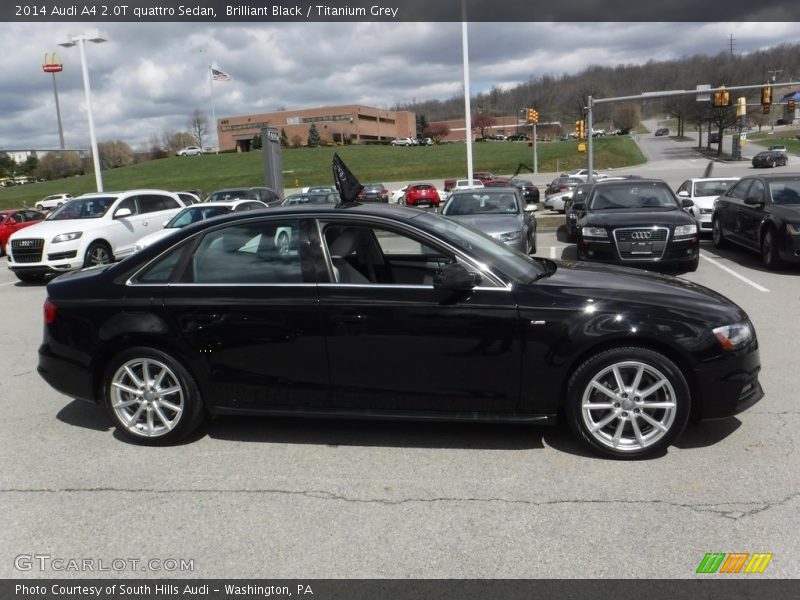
[209,64,218,153]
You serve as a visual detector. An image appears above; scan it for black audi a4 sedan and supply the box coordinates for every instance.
[712,173,800,269]
[573,178,700,271]
[37,204,762,459]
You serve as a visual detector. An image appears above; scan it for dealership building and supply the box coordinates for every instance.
[217,104,417,151]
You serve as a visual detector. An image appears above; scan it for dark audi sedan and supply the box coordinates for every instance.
[574,178,700,271]
[712,173,800,268]
[38,204,762,459]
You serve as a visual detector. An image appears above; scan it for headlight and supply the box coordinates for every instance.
[581,226,608,238]
[713,322,753,351]
[786,223,800,236]
[674,224,698,237]
[51,232,83,243]
[496,231,521,241]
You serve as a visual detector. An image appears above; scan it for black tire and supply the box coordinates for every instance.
[711,217,728,249]
[564,347,690,459]
[14,271,46,283]
[103,347,206,445]
[83,241,113,268]
[682,254,699,272]
[770,159,776,168]
[761,227,781,270]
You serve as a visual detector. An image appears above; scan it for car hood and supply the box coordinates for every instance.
[529,259,748,324]
[447,214,523,235]
[583,209,694,227]
[689,195,719,209]
[134,228,177,249]
[8,219,108,241]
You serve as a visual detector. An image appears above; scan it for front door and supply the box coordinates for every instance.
[316,220,522,414]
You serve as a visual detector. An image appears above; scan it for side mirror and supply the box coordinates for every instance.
[433,263,481,291]
[114,208,133,218]
[681,199,694,208]
[744,197,764,208]
[677,190,689,197]
[571,202,585,212]
[524,203,538,212]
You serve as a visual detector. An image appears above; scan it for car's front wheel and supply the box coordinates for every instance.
[83,241,113,267]
[761,227,781,270]
[104,347,206,445]
[565,347,690,459]
[712,217,728,248]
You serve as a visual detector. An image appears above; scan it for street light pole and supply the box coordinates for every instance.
[59,30,106,192]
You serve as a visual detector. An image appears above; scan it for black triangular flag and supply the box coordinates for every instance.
[332,153,363,203]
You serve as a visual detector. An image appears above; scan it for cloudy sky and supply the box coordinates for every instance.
[1,21,798,152]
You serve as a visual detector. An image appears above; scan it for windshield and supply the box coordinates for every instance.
[167,206,229,228]
[694,180,735,197]
[207,189,254,202]
[442,191,520,216]
[768,180,800,205]
[413,211,545,282]
[45,196,115,220]
[588,182,678,210]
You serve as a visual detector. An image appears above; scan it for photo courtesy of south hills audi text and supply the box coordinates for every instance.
[15,584,316,597]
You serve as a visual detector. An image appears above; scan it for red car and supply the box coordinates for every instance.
[403,183,441,207]
[0,209,46,255]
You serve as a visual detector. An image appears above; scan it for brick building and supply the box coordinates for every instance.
[217,105,417,151]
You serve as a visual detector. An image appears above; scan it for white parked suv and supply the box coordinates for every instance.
[35,193,73,211]
[7,189,185,283]
[176,146,203,156]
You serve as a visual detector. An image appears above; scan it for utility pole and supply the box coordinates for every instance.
[728,33,736,57]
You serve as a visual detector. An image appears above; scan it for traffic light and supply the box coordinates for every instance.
[789,99,796,113]
[527,108,539,123]
[761,84,772,114]
[713,86,731,108]
[575,120,585,139]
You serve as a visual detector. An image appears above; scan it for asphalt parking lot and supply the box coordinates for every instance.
[1,234,798,579]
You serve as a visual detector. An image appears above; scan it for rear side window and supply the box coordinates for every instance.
[139,194,181,213]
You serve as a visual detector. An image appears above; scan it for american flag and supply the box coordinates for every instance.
[211,67,231,81]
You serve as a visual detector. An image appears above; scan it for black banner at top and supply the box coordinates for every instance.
[3,0,800,22]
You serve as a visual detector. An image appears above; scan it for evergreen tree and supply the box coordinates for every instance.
[280,128,289,148]
[307,123,321,148]
[251,134,262,150]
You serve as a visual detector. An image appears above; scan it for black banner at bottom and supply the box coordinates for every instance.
[1,580,799,600]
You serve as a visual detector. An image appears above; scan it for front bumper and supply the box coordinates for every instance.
[694,345,763,419]
[578,235,699,264]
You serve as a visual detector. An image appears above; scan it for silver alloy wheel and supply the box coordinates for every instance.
[110,357,185,438]
[86,244,111,266]
[580,360,677,452]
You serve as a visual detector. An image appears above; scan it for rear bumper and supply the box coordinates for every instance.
[38,343,97,403]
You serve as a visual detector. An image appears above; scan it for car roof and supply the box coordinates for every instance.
[687,177,739,182]
[593,178,667,186]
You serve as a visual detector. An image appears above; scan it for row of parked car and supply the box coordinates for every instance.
[559,173,800,271]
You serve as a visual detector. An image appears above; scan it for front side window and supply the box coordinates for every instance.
[768,180,800,205]
[726,179,753,201]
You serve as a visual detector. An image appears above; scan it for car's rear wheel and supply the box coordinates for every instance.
[712,217,728,248]
[565,347,690,459]
[761,227,781,270]
[84,242,113,267]
[104,347,205,445]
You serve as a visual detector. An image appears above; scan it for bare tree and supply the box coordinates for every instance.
[188,109,210,148]
[98,140,134,169]
[424,123,451,144]
[162,130,195,154]
[471,112,496,139]
[35,151,83,180]
[612,103,641,132]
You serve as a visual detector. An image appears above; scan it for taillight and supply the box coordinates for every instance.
[44,298,57,324]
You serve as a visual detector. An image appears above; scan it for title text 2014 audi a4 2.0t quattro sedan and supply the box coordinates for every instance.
[37,204,762,459]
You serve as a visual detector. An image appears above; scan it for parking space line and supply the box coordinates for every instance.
[700,252,770,293]
[550,246,557,259]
